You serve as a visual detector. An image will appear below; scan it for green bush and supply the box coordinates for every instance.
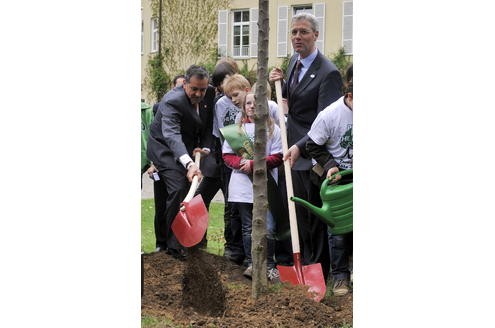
[145,53,170,103]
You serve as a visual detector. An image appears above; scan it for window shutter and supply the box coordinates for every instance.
[249,8,258,57]
[313,3,325,53]
[342,1,353,55]
[218,10,228,57]
[277,6,288,57]
[151,18,159,53]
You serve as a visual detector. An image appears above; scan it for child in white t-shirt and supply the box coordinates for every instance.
[306,64,353,296]
[221,92,283,281]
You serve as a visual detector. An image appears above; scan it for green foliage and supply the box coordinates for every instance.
[196,49,220,76]
[239,59,258,86]
[152,0,230,76]
[279,54,292,75]
[328,47,353,79]
[145,53,170,103]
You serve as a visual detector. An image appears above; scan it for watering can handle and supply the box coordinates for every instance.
[327,169,353,184]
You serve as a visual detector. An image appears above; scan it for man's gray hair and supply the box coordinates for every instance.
[291,12,319,32]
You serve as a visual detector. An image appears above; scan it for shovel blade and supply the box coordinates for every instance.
[277,262,326,302]
[171,194,208,247]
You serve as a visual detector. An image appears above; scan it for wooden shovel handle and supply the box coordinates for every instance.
[274,80,300,254]
[182,152,201,205]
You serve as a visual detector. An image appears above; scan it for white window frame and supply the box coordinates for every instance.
[342,1,353,55]
[232,9,250,58]
[151,18,159,53]
[293,5,313,15]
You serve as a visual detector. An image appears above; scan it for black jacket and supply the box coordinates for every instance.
[283,51,343,170]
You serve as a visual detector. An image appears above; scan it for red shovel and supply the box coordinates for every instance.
[171,152,209,247]
[274,80,326,302]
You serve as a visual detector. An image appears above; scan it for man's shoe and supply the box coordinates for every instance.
[166,248,187,261]
[332,279,350,296]
[154,245,167,253]
[243,265,253,279]
[267,267,280,283]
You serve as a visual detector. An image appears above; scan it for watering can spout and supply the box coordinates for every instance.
[291,196,333,227]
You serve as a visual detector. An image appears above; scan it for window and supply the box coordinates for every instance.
[232,10,249,57]
[141,20,144,54]
[293,5,312,15]
[342,1,353,54]
[151,18,159,53]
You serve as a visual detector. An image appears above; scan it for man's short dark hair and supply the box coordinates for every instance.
[344,64,353,94]
[211,58,239,88]
[185,65,209,83]
[173,74,185,86]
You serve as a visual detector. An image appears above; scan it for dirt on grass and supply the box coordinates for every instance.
[141,249,352,327]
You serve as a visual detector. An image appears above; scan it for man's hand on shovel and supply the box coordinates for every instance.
[172,151,209,247]
[193,147,210,158]
[187,148,207,182]
[186,161,202,183]
[283,144,301,168]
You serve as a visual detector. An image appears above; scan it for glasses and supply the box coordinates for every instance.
[291,28,313,36]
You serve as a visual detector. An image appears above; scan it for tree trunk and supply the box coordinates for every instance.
[251,0,269,300]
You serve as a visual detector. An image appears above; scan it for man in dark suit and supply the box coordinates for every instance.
[269,13,343,281]
[147,65,214,259]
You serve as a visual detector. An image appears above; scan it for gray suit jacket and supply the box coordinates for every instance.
[283,50,343,170]
[147,86,214,172]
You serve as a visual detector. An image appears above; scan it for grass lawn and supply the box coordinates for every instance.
[141,199,226,255]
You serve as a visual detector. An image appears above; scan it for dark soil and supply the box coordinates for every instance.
[142,250,352,327]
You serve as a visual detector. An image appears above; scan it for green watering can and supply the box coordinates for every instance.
[291,169,353,235]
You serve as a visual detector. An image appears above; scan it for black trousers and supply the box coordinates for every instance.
[195,166,244,258]
[291,169,331,281]
[155,167,190,252]
[152,178,168,248]
[329,231,353,281]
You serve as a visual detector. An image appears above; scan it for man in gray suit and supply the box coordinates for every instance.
[269,13,343,281]
[147,65,214,259]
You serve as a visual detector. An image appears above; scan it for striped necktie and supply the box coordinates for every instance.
[290,60,302,94]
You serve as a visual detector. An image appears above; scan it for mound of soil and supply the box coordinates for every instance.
[142,250,352,327]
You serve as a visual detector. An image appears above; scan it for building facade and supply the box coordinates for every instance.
[218,0,352,67]
[141,0,352,103]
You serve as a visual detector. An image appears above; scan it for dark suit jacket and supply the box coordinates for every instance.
[147,85,215,172]
[283,50,343,170]
[196,86,220,177]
